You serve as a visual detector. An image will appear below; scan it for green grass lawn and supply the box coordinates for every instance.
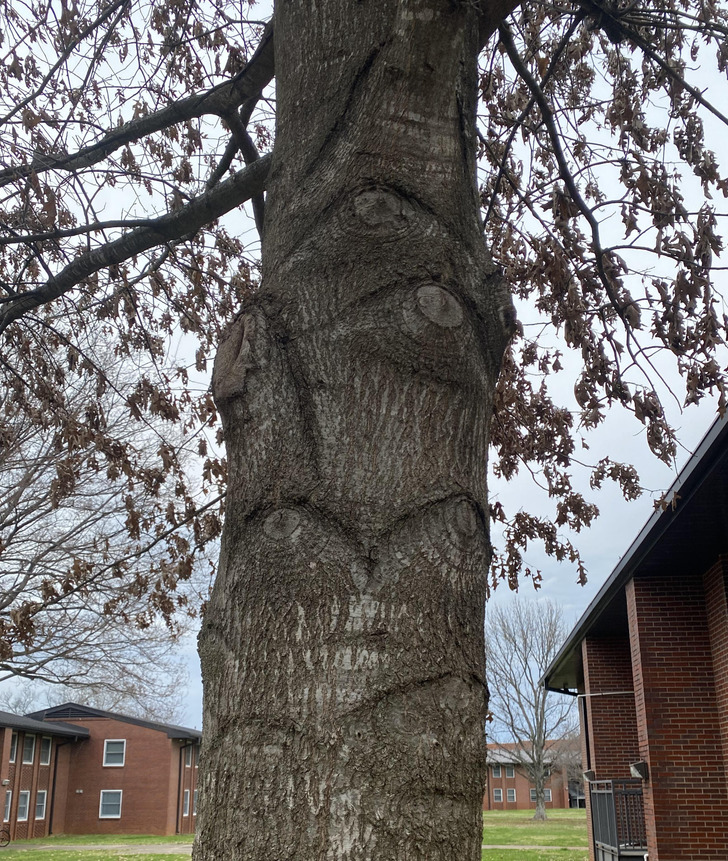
[0,834,192,861]
[482,852,587,861]
[0,815,588,861]
[483,809,588,847]
[10,835,192,845]
[0,853,189,861]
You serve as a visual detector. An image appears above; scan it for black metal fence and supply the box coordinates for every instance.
[590,779,647,860]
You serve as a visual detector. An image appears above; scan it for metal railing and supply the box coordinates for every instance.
[590,779,647,860]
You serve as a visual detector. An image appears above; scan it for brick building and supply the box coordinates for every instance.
[483,741,578,811]
[0,703,200,839]
[542,414,728,860]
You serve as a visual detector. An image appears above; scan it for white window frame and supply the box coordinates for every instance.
[3,791,11,823]
[493,788,503,802]
[193,789,198,816]
[103,739,126,767]
[184,746,192,767]
[35,790,47,820]
[17,790,30,822]
[8,733,17,764]
[99,790,123,819]
[40,737,52,766]
[530,788,553,803]
[183,789,190,817]
[505,765,515,779]
[22,734,35,764]
[506,788,516,803]
[491,764,501,778]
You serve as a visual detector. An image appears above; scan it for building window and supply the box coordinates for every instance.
[35,791,47,820]
[99,790,122,819]
[17,791,30,822]
[530,788,553,803]
[3,791,11,823]
[183,789,190,817]
[103,740,126,767]
[193,789,198,816]
[22,734,35,764]
[184,746,193,767]
[9,733,17,764]
[493,788,503,802]
[40,737,52,766]
[507,788,516,803]
[505,765,515,779]
[491,764,501,778]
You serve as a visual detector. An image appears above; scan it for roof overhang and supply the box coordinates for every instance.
[0,710,90,739]
[27,703,201,740]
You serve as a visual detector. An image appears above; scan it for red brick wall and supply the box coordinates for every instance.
[582,636,639,778]
[51,742,71,835]
[704,556,728,782]
[175,743,199,834]
[581,635,638,861]
[0,719,199,838]
[0,731,57,841]
[628,572,728,860]
[483,759,570,811]
[50,718,179,835]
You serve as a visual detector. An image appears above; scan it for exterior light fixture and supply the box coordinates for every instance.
[630,760,649,781]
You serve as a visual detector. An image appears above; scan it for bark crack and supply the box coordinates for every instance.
[257,296,324,482]
[306,41,391,179]
[337,671,475,721]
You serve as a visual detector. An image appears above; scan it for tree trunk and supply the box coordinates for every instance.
[195,1,514,858]
[533,771,547,821]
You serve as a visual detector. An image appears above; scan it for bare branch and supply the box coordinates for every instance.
[0,153,271,332]
[0,20,275,189]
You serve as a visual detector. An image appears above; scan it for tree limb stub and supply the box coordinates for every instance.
[0,153,272,334]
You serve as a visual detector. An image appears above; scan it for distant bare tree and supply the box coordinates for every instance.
[0,658,188,724]
[486,597,577,820]
[0,680,38,716]
[0,334,213,711]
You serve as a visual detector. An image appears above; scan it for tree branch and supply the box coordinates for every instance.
[0,0,131,128]
[0,153,272,332]
[498,22,631,323]
[0,20,275,189]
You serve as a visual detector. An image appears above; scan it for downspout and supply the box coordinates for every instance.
[176,745,183,834]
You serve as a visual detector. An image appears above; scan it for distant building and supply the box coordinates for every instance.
[0,703,200,839]
[483,741,581,811]
[542,415,728,860]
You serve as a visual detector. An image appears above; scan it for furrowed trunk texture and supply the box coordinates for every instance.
[196,2,514,858]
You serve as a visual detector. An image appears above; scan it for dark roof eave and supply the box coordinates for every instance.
[26,703,201,740]
[0,710,90,739]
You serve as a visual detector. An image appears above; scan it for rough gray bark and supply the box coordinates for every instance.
[196,1,514,858]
